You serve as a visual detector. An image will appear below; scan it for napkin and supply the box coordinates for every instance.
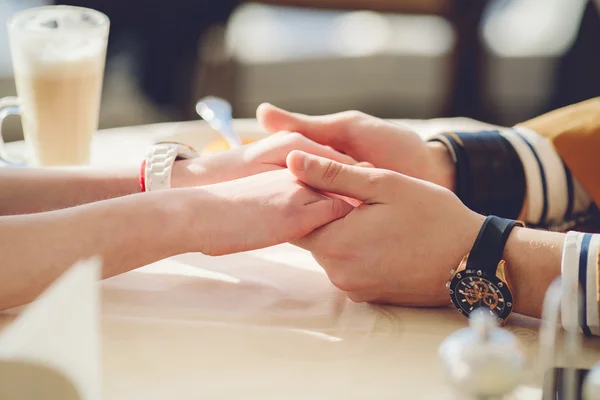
[0,258,102,400]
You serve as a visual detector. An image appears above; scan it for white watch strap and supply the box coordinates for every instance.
[561,231,583,332]
[560,231,600,335]
[145,143,197,191]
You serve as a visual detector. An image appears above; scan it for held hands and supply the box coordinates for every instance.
[171,131,360,188]
[286,151,484,307]
[170,103,474,307]
[189,169,353,256]
[257,103,456,191]
[191,151,481,308]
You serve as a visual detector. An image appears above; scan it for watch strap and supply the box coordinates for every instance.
[144,143,197,191]
[466,216,524,276]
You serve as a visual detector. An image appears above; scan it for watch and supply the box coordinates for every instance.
[144,142,198,192]
[447,216,524,325]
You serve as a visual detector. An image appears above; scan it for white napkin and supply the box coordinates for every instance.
[0,258,102,400]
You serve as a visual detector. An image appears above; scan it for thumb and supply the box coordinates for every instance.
[256,103,350,149]
[287,150,391,203]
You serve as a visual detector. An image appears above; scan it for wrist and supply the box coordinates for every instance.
[127,189,198,258]
[503,227,564,318]
[170,159,202,189]
[153,188,212,255]
[427,142,455,192]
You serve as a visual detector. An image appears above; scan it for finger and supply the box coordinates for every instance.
[356,162,374,168]
[302,141,358,165]
[297,198,353,236]
[276,132,358,166]
[287,150,394,203]
[323,193,361,208]
[257,103,355,149]
[292,222,337,252]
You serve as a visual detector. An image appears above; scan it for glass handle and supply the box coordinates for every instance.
[0,96,26,165]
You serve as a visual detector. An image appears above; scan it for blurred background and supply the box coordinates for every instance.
[0,0,598,140]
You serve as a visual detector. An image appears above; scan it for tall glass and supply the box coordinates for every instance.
[0,6,109,166]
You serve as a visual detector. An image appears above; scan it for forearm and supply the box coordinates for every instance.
[0,189,199,310]
[431,135,592,319]
[0,167,140,215]
[504,227,565,318]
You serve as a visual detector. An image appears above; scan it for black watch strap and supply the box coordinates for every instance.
[466,216,524,276]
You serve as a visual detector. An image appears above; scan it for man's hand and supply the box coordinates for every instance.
[171,131,358,188]
[192,169,354,256]
[257,103,455,191]
[286,151,483,307]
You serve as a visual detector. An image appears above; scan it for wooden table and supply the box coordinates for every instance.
[1,119,599,399]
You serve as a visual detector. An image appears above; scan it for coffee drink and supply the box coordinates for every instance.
[3,6,109,166]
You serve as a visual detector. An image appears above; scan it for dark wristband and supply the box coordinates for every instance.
[456,131,526,219]
[430,131,526,220]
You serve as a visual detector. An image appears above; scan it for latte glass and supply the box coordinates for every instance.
[0,6,109,166]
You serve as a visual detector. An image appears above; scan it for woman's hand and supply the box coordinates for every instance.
[257,103,455,191]
[285,150,484,307]
[171,131,359,188]
[0,168,353,310]
[188,169,354,256]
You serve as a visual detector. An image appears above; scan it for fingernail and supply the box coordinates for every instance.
[303,154,310,171]
[294,152,309,171]
[357,162,374,168]
[287,150,309,171]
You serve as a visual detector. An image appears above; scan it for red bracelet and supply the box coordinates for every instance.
[139,160,147,192]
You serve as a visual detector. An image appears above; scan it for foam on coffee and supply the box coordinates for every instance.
[11,7,107,76]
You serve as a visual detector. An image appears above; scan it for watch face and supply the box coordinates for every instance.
[449,269,513,323]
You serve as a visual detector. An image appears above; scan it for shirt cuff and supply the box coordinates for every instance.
[561,231,600,336]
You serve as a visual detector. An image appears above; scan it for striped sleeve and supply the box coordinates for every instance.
[444,124,594,229]
[561,231,600,336]
[518,100,600,334]
[519,97,600,219]
[503,126,593,229]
